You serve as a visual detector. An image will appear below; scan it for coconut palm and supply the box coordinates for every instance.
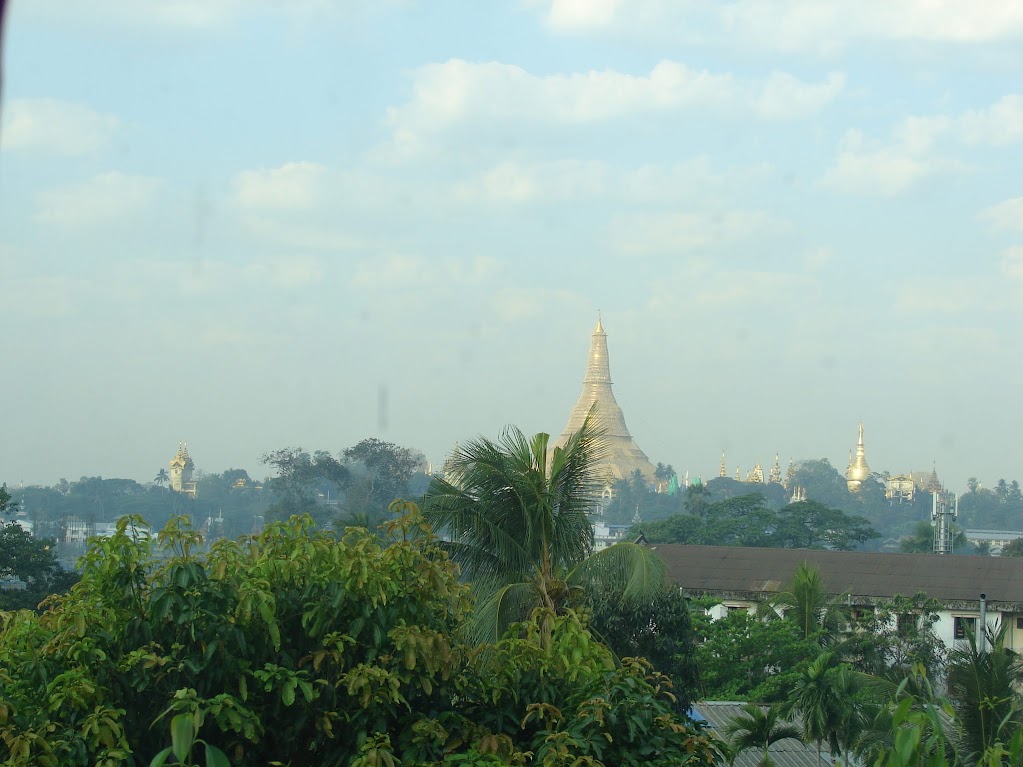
[423,419,665,642]
[724,703,802,767]
[154,469,170,487]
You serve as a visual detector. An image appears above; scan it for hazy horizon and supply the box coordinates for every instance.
[3,1,1021,496]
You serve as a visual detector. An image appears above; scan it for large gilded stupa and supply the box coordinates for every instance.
[554,316,658,486]
[845,422,871,492]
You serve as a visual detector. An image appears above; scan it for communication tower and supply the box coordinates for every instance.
[932,490,958,554]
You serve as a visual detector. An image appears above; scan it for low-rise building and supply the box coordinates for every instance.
[651,544,1023,651]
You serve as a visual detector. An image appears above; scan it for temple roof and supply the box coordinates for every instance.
[555,317,657,483]
[169,441,194,469]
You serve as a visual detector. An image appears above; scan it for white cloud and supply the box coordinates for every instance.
[610,209,789,254]
[35,172,162,228]
[386,59,842,156]
[537,0,1023,49]
[23,0,355,31]
[2,99,119,156]
[823,129,965,196]
[981,198,1023,233]
[958,95,1023,146]
[820,93,1023,197]
[1001,246,1023,279]
[452,160,608,204]
[234,162,327,210]
[353,254,501,292]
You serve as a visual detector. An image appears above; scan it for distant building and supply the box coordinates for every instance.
[885,473,916,502]
[554,316,658,489]
[653,543,1023,652]
[169,442,197,497]
[965,530,1023,555]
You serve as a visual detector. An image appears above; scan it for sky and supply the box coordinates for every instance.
[1,0,1022,494]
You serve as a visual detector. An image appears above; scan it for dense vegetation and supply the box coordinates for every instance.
[0,504,718,767]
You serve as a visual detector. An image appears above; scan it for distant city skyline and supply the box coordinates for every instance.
[2,2,1021,495]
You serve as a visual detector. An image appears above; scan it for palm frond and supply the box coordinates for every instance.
[567,541,666,604]
[468,579,540,645]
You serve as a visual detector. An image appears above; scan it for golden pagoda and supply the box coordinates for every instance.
[845,422,871,492]
[719,450,727,478]
[769,454,783,484]
[555,316,657,486]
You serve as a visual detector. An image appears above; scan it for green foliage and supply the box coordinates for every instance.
[947,628,1023,761]
[840,593,948,680]
[723,703,802,767]
[458,610,723,767]
[634,495,877,550]
[424,422,666,643]
[0,504,472,766]
[1,502,718,767]
[587,584,700,713]
[263,440,427,528]
[0,523,78,612]
[690,606,824,702]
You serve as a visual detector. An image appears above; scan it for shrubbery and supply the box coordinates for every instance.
[0,503,718,767]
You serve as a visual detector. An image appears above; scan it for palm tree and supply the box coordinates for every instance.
[768,562,846,642]
[154,469,170,487]
[947,626,1023,760]
[423,420,665,642]
[724,703,802,767]
[784,651,865,767]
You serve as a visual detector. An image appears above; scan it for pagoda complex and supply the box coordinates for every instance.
[555,316,657,487]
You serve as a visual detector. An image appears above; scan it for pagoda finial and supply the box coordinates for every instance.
[595,311,604,334]
[720,450,727,477]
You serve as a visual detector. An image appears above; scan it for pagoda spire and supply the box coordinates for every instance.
[720,450,727,477]
[555,316,657,484]
[845,420,871,492]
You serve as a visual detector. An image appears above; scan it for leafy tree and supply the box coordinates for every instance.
[899,521,967,554]
[0,486,78,611]
[459,610,722,767]
[633,512,706,545]
[587,583,700,712]
[773,500,878,550]
[1001,537,1023,557]
[342,438,426,520]
[423,422,666,642]
[0,504,721,767]
[685,481,712,518]
[839,593,947,680]
[689,606,822,702]
[723,703,802,767]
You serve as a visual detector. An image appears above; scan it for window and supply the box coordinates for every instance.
[954,616,977,640]
[1016,616,1023,630]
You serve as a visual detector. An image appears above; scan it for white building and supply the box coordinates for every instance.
[652,544,1023,652]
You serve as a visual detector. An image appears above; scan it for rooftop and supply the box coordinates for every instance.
[651,544,1023,607]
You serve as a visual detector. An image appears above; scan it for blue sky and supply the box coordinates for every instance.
[2,0,1022,493]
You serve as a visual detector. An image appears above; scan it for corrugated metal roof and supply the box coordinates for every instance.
[692,701,834,767]
[652,545,1023,606]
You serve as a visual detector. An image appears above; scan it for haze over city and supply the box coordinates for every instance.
[2,1,1022,493]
